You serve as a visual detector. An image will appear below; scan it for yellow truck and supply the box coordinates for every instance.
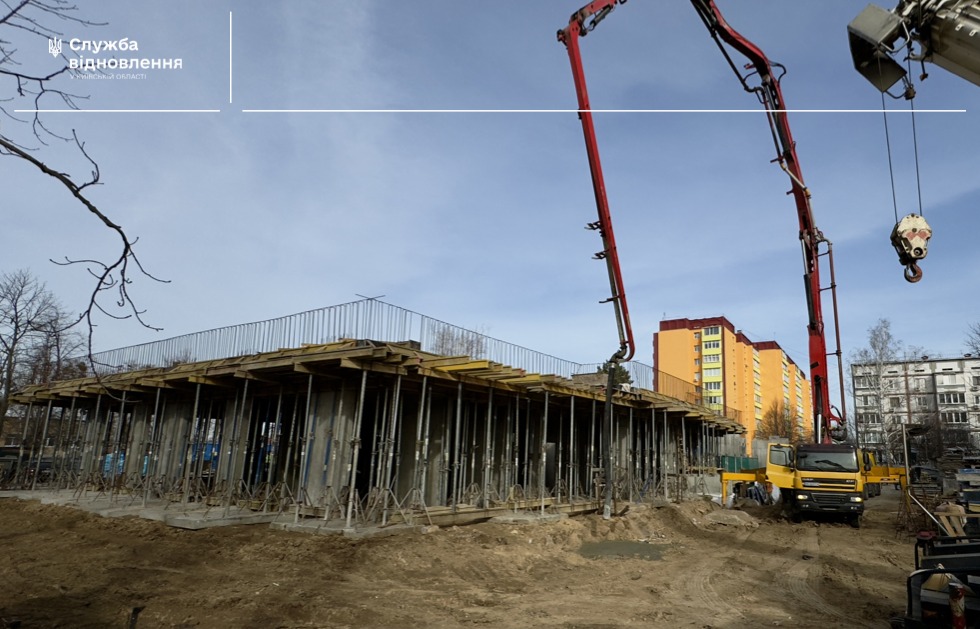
[860,449,906,496]
[723,442,873,527]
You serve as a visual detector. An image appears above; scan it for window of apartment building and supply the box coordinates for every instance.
[705,382,722,391]
[915,396,930,409]
[889,397,902,409]
[857,412,881,424]
[755,394,762,404]
[861,395,876,406]
[703,341,720,350]
[694,373,700,381]
[703,368,721,377]
[854,376,868,388]
[974,395,980,406]
[973,375,980,386]
[704,354,720,363]
[704,326,720,336]
[939,392,966,404]
[694,358,700,366]
[693,332,700,340]
[706,396,722,405]
[694,345,700,353]
[939,374,958,386]
[942,411,968,423]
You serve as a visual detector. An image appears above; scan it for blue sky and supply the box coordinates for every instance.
[2,1,978,381]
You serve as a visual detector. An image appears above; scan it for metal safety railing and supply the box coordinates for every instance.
[87,298,735,419]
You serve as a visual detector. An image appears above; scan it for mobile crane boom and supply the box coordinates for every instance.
[558,0,847,443]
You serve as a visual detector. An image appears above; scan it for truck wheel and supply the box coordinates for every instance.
[849,515,861,529]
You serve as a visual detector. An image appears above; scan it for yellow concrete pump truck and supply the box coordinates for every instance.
[723,442,868,527]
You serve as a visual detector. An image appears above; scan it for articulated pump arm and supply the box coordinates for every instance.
[557,0,635,366]
[690,0,846,443]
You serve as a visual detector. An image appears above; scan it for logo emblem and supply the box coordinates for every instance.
[48,38,62,57]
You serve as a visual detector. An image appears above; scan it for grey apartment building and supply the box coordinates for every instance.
[851,355,980,458]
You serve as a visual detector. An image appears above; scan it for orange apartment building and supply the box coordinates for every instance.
[653,317,812,447]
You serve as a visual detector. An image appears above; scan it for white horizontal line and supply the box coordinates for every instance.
[241,108,966,114]
[14,109,222,113]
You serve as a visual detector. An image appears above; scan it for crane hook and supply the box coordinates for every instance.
[904,263,923,284]
[891,214,931,285]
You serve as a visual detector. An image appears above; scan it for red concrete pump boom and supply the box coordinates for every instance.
[557,0,636,365]
[689,0,847,443]
[558,0,848,443]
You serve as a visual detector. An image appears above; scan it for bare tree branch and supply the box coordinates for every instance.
[0,1,164,381]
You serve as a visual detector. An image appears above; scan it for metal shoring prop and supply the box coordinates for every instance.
[29,401,53,491]
[503,396,514,502]
[54,397,77,490]
[419,386,432,507]
[569,396,576,500]
[451,382,463,512]
[589,399,596,503]
[143,388,162,508]
[321,380,345,520]
[181,385,201,505]
[411,377,428,504]
[82,395,105,497]
[381,375,402,525]
[483,387,493,510]
[266,388,284,512]
[344,370,369,529]
[222,379,248,519]
[518,397,528,500]
[296,373,315,521]
[540,392,550,515]
[108,392,129,502]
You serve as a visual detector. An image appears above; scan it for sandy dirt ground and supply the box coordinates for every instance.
[0,489,915,629]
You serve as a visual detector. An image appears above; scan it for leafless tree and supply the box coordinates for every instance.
[21,303,86,384]
[430,325,487,358]
[755,400,804,445]
[0,269,58,434]
[849,318,928,461]
[966,322,980,356]
[0,1,164,372]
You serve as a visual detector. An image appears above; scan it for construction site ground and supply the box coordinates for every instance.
[0,488,914,628]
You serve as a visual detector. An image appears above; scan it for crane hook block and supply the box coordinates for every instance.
[890,214,931,284]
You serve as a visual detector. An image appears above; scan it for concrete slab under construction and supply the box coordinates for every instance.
[6,310,747,532]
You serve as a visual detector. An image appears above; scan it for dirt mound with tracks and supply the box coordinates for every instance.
[0,491,911,628]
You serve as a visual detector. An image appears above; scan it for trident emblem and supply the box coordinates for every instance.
[48,38,62,57]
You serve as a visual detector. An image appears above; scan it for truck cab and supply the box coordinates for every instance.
[780,443,866,526]
[722,442,867,526]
